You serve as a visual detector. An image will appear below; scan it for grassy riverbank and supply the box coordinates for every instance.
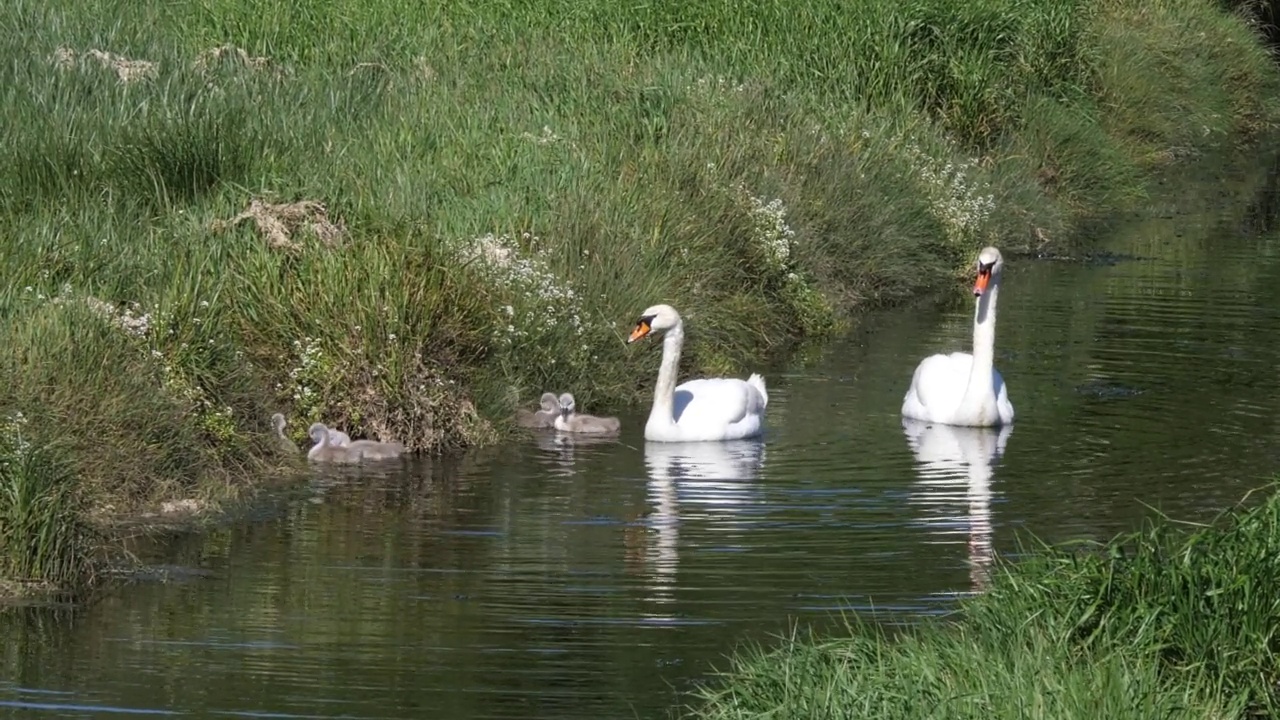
[687,484,1280,719]
[0,0,1278,593]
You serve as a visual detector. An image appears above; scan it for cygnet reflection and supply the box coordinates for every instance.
[531,426,621,477]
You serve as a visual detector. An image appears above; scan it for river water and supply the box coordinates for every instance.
[4,157,1280,718]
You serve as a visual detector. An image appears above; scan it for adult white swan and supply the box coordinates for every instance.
[902,246,1015,427]
[626,304,768,442]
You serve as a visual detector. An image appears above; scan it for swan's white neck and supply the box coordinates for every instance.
[959,273,1000,419]
[647,321,685,432]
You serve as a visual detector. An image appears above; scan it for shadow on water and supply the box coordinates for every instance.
[1243,148,1280,236]
[6,151,1280,718]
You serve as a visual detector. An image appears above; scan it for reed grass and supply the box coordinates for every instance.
[688,486,1280,719]
[0,0,1277,592]
[0,415,98,596]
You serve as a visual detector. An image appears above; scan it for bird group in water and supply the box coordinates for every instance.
[516,392,622,435]
[277,245,1011,463]
[272,413,406,465]
[506,246,1008,442]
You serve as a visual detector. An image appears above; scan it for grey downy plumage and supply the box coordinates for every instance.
[554,393,621,435]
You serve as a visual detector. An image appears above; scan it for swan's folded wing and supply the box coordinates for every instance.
[671,378,758,428]
[909,353,972,412]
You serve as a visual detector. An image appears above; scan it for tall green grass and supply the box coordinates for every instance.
[688,485,1280,719]
[0,414,97,594]
[0,0,1277,592]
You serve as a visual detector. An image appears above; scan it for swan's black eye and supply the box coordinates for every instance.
[638,314,656,326]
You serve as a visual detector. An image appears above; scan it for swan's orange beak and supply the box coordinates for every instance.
[973,268,991,296]
[627,320,652,344]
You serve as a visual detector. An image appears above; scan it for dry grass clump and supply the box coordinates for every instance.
[193,44,274,74]
[348,352,499,452]
[50,46,158,84]
[211,198,348,252]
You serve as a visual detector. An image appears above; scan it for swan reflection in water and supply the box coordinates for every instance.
[633,440,766,607]
[902,418,1013,593]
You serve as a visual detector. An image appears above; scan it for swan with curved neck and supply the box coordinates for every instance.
[626,304,768,442]
[307,422,362,464]
[307,422,405,463]
[901,246,1014,427]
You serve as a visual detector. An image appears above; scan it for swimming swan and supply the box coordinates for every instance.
[271,413,299,454]
[307,422,405,463]
[626,304,768,442]
[515,392,560,429]
[902,246,1014,427]
[307,422,362,464]
[345,437,406,461]
[553,392,621,435]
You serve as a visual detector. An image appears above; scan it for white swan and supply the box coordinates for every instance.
[902,246,1015,427]
[626,304,768,442]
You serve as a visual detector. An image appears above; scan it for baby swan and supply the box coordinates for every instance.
[515,392,560,429]
[271,413,299,454]
[307,423,406,463]
[345,436,406,461]
[307,422,361,464]
[554,393,621,435]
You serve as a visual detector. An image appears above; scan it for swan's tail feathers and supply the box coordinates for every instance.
[747,373,769,408]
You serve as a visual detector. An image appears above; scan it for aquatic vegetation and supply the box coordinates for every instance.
[687,485,1280,719]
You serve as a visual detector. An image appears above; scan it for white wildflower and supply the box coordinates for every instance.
[455,231,601,357]
[740,185,796,274]
[522,126,563,145]
[689,74,747,95]
[0,411,31,456]
[903,142,996,247]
